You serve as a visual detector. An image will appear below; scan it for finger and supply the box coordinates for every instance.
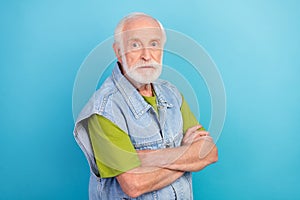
[193,130,210,136]
[197,135,212,142]
[185,130,208,140]
[187,132,206,143]
[186,125,203,134]
[182,132,201,144]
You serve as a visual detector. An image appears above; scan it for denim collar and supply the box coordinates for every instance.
[112,63,173,119]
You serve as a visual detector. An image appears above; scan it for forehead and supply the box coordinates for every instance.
[122,17,163,41]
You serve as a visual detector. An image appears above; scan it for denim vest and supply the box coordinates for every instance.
[74,64,193,199]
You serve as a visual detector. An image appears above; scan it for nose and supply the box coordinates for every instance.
[141,47,151,61]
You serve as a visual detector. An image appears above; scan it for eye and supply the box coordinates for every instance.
[131,41,141,49]
[151,41,159,47]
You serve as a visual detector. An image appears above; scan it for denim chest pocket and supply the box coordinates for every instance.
[127,111,164,150]
[127,108,184,150]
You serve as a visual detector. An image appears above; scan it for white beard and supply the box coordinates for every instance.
[121,57,162,85]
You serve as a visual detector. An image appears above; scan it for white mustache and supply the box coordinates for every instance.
[131,61,161,69]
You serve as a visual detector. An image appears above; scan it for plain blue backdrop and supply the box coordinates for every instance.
[1,0,300,199]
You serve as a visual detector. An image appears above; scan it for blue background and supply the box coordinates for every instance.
[1,0,300,199]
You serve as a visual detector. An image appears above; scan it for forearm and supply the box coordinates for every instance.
[138,138,218,172]
[117,166,184,198]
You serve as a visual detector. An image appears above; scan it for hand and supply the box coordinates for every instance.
[181,125,213,146]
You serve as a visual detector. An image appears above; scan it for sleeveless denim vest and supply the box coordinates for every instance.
[74,64,193,199]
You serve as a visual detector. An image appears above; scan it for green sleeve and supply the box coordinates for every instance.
[88,114,141,178]
[181,95,206,133]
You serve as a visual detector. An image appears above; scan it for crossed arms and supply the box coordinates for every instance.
[116,125,218,198]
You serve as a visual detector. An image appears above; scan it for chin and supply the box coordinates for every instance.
[127,68,161,85]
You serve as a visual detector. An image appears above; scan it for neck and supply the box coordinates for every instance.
[138,84,153,97]
[123,74,153,96]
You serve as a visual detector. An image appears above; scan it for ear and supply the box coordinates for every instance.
[113,43,122,63]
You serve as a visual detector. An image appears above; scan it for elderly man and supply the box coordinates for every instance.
[74,13,218,199]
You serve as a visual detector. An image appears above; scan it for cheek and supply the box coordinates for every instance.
[125,52,140,65]
[152,51,163,62]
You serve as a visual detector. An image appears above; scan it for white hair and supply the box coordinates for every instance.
[113,12,166,46]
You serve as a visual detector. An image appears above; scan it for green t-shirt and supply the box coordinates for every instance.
[88,94,204,178]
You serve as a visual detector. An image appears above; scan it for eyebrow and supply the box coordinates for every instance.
[127,37,161,42]
[127,37,140,42]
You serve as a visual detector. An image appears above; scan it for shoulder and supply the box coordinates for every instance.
[76,77,119,123]
[94,78,118,108]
